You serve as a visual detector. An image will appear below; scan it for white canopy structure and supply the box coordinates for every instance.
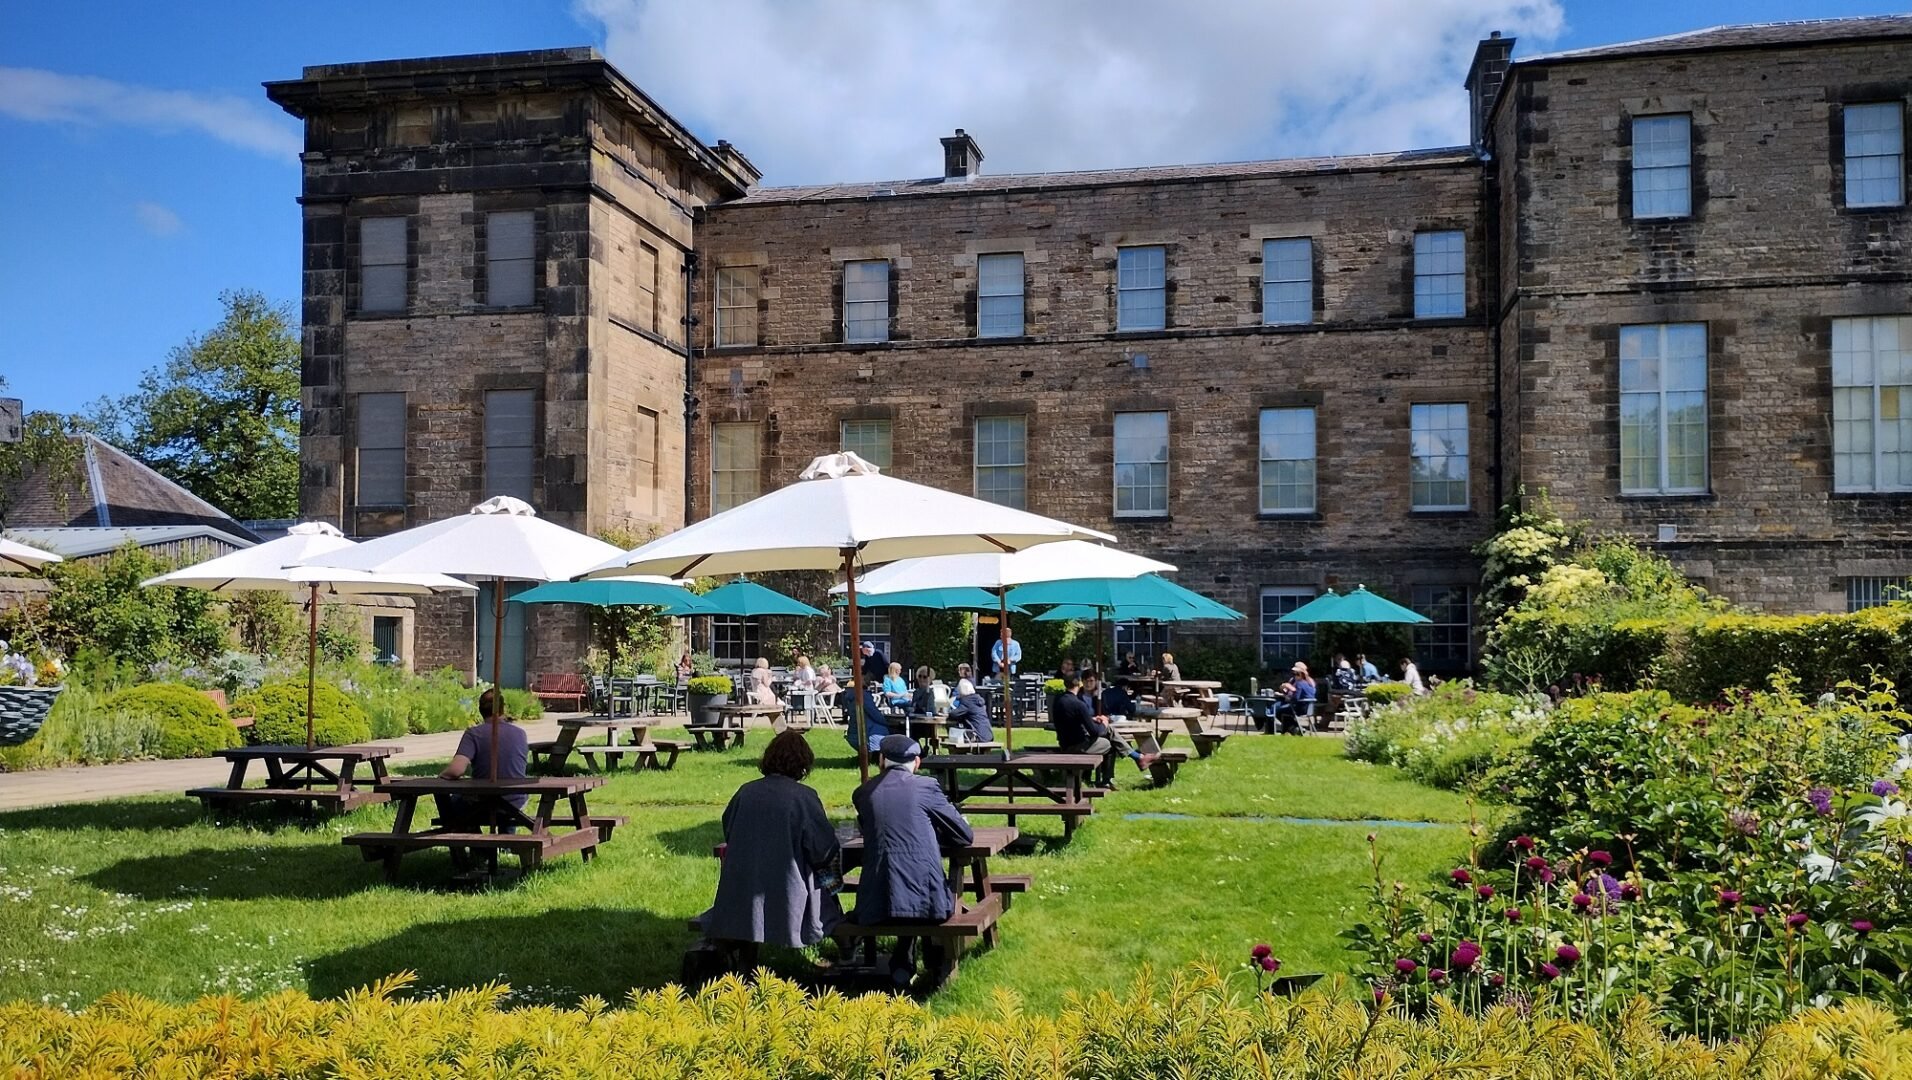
[585,453,1113,778]
[0,536,62,574]
[300,498,626,778]
[143,521,474,749]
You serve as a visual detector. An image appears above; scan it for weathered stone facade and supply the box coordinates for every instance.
[271,19,1912,679]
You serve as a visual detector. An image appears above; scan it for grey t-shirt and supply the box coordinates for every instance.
[455,721,529,782]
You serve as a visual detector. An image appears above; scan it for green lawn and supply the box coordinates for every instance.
[0,730,1477,1014]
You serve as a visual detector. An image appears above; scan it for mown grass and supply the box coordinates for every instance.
[0,728,1477,1014]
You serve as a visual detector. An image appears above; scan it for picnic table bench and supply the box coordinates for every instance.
[1156,705,1229,758]
[187,744,401,817]
[342,775,616,881]
[834,825,1024,963]
[690,703,781,749]
[529,717,684,773]
[920,752,1101,839]
[1112,720,1192,784]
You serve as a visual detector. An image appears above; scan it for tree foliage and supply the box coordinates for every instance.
[91,290,300,521]
[14,545,228,669]
[0,375,88,528]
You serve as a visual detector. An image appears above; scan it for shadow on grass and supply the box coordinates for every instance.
[0,798,207,833]
[303,906,697,1003]
[655,820,725,858]
[87,843,373,901]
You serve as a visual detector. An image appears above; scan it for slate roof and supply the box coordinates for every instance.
[1523,15,1912,65]
[723,146,1479,207]
[2,435,259,545]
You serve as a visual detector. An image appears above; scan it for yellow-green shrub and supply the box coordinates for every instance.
[1657,605,1912,701]
[2,971,1907,1078]
[234,679,371,747]
[1361,681,1414,706]
[104,681,239,759]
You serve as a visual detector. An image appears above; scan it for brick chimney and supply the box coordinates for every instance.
[1463,31,1515,152]
[940,128,983,181]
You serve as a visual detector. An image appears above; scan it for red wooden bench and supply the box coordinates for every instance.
[201,688,253,732]
[532,672,588,712]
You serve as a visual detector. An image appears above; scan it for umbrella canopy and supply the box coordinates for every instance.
[696,580,825,618]
[511,577,709,616]
[1272,589,1346,624]
[582,452,1111,580]
[1323,585,1431,624]
[0,536,62,574]
[1033,603,1182,622]
[838,540,1174,595]
[831,587,1026,612]
[1008,574,1243,620]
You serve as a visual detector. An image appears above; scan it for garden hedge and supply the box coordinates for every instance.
[4,972,1907,1078]
[103,681,239,759]
[233,679,372,747]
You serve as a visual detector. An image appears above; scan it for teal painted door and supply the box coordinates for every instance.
[475,582,528,688]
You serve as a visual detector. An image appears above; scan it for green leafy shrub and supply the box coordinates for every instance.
[501,687,544,720]
[1361,681,1415,706]
[1043,677,1065,694]
[1343,681,1544,790]
[104,682,239,759]
[1656,605,1912,703]
[5,970,1908,1077]
[688,675,732,695]
[234,679,371,747]
[21,545,228,669]
[1167,639,1263,693]
[0,684,164,770]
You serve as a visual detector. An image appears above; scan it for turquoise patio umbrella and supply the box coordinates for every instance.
[696,579,826,618]
[1032,603,1183,622]
[832,586,1027,613]
[512,577,710,615]
[1273,589,1345,624]
[1007,574,1244,620]
[1277,586,1429,625]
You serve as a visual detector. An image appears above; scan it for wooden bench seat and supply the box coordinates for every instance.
[831,892,1005,943]
[1148,748,1192,786]
[544,814,628,840]
[1188,730,1230,758]
[957,801,1093,839]
[965,784,1109,800]
[343,826,602,878]
[188,786,388,813]
[578,741,684,772]
[685,724,746,751]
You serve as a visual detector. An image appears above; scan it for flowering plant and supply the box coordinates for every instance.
[0,637,63,688]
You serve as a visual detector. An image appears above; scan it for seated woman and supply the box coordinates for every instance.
[789,654,818,691]
[749,662,782,708]
[1275,662,1318,735]
[945,677,992,745]
[698,730,841,971]
[909,665,939,716]
[1159,651,1182,681]
[881,661,912,712]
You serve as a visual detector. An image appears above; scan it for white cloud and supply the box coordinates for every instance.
[0,67,301,160]
[576,0,1566,186]
[133,201,183,236]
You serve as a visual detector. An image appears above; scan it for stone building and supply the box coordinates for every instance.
[269,17,1912,683]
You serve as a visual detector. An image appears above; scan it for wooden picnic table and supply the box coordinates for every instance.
[919,752,1102,839]
[531,717,684,773]
[692,702,782,749]
[343,775,619,881]
[188,744,401,817]
[834,824,1026,959]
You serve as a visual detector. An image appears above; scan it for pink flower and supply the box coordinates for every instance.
[1717,889,1741,908]
[1851,920,1874,935]
[1572,893,1594,911]
[1538,868,1556,885]
[1537,962,1560,981]
[1259,955,1280,973]
[1489,972,1506,988]
[1523,856,1548,873]
[1749,904,1768,918]
[1555,944,1581,966]
[1512,835,1536,852]
[1417,932,1434,945]
[1476,885,1496,901]
[1786,912,1810,930]
[1504,907,1523,923]
[1428,968,1447,984]
[1450,867,1473,886]
[1451,942,1481,970]
[1251,943,1272,960]
[1587,851,1613,867]
[1395,958,1419,975]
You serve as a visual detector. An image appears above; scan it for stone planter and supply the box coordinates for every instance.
[688,691,729,727]
[0,685,62,746]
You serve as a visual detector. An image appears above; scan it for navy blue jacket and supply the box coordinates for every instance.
[1052,689,1105,748]
[851,767,973,922]
[844,689,890,754]
[946,691,992,742]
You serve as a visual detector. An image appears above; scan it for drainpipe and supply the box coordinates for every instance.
[1483,159,1505,515]
[681,247,701,528]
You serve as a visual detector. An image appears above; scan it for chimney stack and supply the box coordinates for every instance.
[1464,31,1515,152]
[940,128,983,181]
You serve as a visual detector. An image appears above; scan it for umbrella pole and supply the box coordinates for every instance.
[844,548,869,783]
[999,587,1013,756]
[490,577,504,782]
[306,583,320,750]
[1097,608,1105,673]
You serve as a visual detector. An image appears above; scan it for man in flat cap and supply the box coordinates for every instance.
[850,733,973,991]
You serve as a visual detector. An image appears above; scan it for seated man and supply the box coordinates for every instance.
[1053,671,1156,786]
[844,682,891,755]
[699,730,842,971]
[436,689,528,867]
[945,677,992,745]
[1096,669,1134,720]
[852,734,973,991]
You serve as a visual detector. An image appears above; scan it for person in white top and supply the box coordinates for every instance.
[1400,658,1428,695]
[789,654,818,690]
[953,662,977,698]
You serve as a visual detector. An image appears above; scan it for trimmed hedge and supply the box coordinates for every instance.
[234,679,372,747]
[688,675,733,695]
[1360,681,1415,706]
[3,972,1907,1078]
[103,682,239,759]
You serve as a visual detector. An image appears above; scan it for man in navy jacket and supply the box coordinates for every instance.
[852,735,973,989]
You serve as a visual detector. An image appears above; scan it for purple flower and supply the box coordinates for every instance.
[1572,892,1594,912]
[1851,920,1874,936]
[1538,868,1556,885]
[1476,885,1496,901]
[1537,962,1561,981]
[1452,942,1482,970]
[1717,889,1742,908]
[1808,788,1835,816]
[1251,943,1272,960]
[1489,972,1506,989]
[1555,944,1581,966]
[1428,968,1447,984]
[1450,867,1473,886]
[1504,907,1523,923]
[1587,851,1613,867]
[1749,904,1768,918]
[1512,835,1536,852]
[1786,912,1810,930]
[1619,882,1641,902]
[1395,958,1419,975]
[1873,779,1901,798]
[1417,932,1434,945]
[1523,856,1548,873]
[1259,955,1280,973]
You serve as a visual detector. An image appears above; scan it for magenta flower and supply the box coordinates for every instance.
[1749,904,1768,918]
[1537,962,1560,981]
[1504,907,1523,923]
[1451,942,1481,970]
[1786,912,1810,930]
[1851,920,1874,935]
[1555,944,1581,966]
[1873,780,1901,798]
[1489,972,1505,989]
[1417,932,1434,945]
[1428,967,1447,984]
[1587,851,1613,867]
[1476,884,1496,901]
[1538,868,1556,885]
[1450,867,1473,886]
[1251,943,1272,960]
[1619,882,1641,902]
[1395,958,1419,975]
[1259,955,1280,973]
[1808,788,1835,816]
[1571,892,1594,912]
[1512,835,1536,852]
[1523,856,1548,873]
[1717,889,1742,908]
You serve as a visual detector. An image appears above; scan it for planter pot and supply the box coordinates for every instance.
[688,691,729,727]
[0,685,62,746]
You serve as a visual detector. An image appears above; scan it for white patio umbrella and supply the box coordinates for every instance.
[832,541,1175,753]
[301,498,625,778]
[143,522,474,748]
[584,452,1113,779]
[0,536,62,574]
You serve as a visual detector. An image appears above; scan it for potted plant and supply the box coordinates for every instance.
[0,638,65,746]
[687,674,733,727]
[1043,677,1065,713]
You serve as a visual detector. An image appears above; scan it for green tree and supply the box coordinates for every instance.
[0,375,88,528]
[32,545,228,669]
[93,290,300,520]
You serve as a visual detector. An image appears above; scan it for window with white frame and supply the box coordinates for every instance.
[1113,411,1169,517]
[711,423,761,512]
[1832,315,1912,493]
[1619,323,1709,494]
[486,211,535,307]
[1412,231,1464,318]
[1411,585,1473,672]
[977,252,1025,338]
[356,392,406,507]
[1846,575,1912,611]
[840,418,893,469]
[1259,587,1316,669]
[1258,407,1316,514]
[359,216,407,313]
[710,616,761,666]
[1116,245,1166,331]
[1114,621,1171,668]
[714,267,759,347]
[1409,403,1469,510]
[843,260,890,343]
[1844,103,1904,209]
[483,389,536,503]
[1632,114,1692,219]
[1262,238,1312,325]
[974,415,1027,509]
[838,610,892,659]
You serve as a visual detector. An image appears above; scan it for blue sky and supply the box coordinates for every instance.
[1,0,1897,415]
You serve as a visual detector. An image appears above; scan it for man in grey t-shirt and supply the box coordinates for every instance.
[437,689,529,830]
